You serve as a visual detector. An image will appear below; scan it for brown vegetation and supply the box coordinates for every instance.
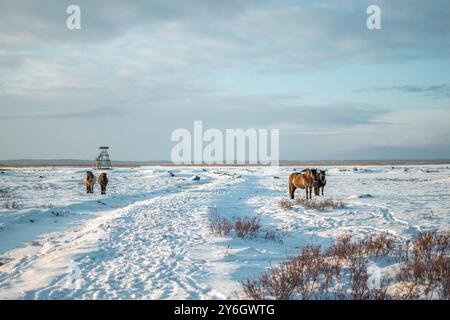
[0,188,13,199]
[242,231,450,300]
[279,198,344,211]
[209,214,232,236]
[394,231,450,299]
[209,215,261,239]
[2,201,23,209]
[235,217,261,239]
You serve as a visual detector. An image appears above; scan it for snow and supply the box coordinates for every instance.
[0,165,449,299]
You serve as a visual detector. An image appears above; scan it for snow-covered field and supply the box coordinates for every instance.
[0,165,449,299]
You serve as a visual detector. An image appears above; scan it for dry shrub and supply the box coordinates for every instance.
[395,231,450,299]
[349,257,370,299]
[242,279,265,300]
[295,197,344,210]
[278,199,293,210]
[2,201,22,209]
[209,214,232,236]
[0,188,13,199]
[242,246,342,300]
[325,233,395,261]
[317,199,345,210]
[347,257,391,300]
[209,215,261,239]
[242,232,449,300]
[279,197,344,211]
[325,234,359,260]
[361,233,395,256]
[259,263,297,300]
[235,217,261,239]
[264,229,283,244]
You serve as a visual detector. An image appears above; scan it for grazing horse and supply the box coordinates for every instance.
[315,170,326,196]
[83,171,96,194]
[289,169,317,200]
[98,173,108,195]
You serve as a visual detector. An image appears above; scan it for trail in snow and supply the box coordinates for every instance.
[0,170,243,299]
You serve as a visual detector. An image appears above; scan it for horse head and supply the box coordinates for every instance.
[318,170,326,184]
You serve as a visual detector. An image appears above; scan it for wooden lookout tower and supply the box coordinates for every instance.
[96,146,112,169]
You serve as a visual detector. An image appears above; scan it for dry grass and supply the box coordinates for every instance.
[242,231,450,300]
[0,188,13,199]
[279,198,345,211]
[2,201,23,209]
[297,198,345,210]
[264,229,283,244]
[375,178,431,182]
[278,199,293,210]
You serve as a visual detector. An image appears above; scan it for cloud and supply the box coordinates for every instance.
[354,84,450,98]
[0,106,131,120]
[1,0,450,95]
[0,0,449,160]
[1,0,450,70]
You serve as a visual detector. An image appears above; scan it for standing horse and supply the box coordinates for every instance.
[288,169,317,200]
[98,173,108,195]
[315,170,326,196]
[83,171,96,194]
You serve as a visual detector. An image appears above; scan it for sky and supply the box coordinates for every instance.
[0,0,449,161]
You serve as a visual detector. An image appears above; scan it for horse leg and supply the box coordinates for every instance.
[305,187,309,200]
[289,183,296,199]
[321,186,324,196]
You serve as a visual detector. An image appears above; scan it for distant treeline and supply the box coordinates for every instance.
[0,159,449,167]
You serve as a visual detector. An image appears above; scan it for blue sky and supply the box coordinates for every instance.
[0,0,449,161]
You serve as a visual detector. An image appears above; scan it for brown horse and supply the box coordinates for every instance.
[98,173,108,195]
[288,169,317,200]
[314,170,326,196]
[83,171,96,194]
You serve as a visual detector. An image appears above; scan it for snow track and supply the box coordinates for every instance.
[0,171,242,299]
